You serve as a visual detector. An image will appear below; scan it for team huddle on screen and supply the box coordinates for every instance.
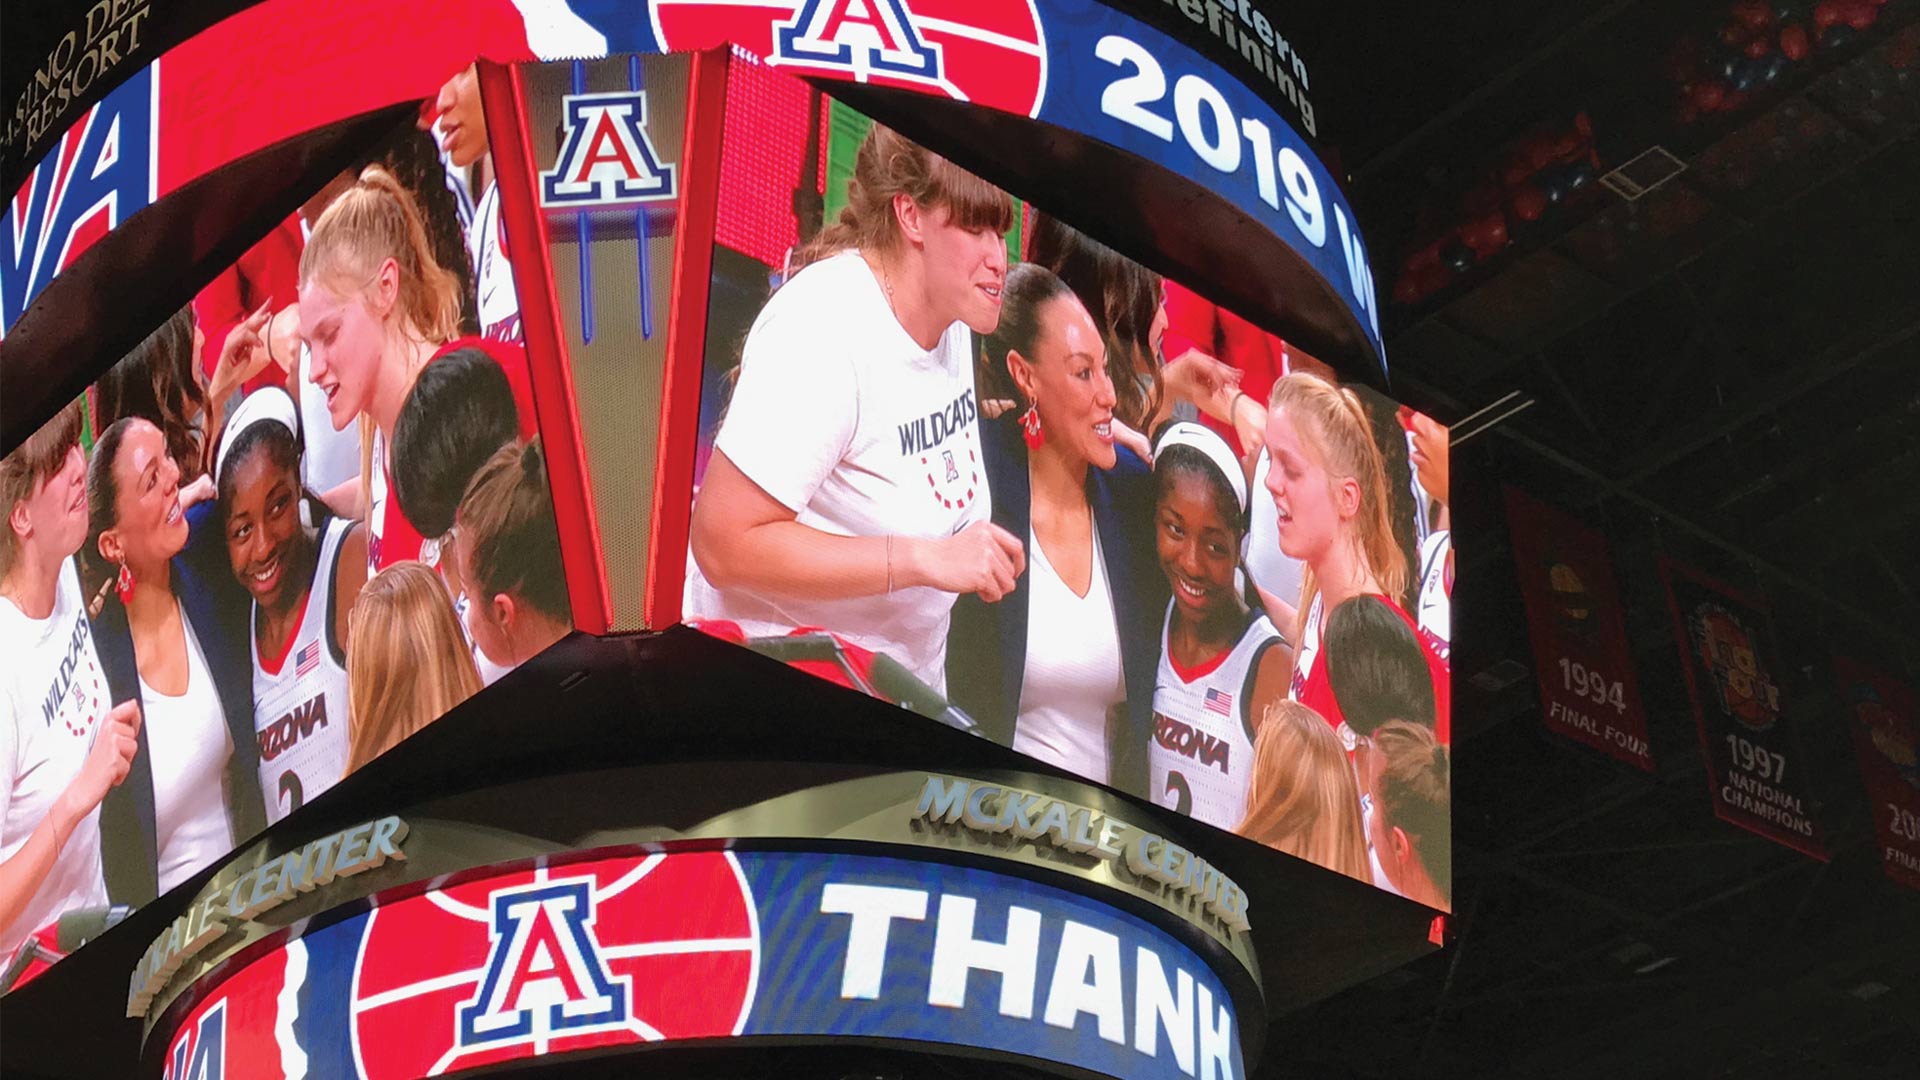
[687,125,1453,908]
[0,66,569,975]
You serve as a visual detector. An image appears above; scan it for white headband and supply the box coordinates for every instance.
[213,386,300,487]
[1152,421,1247,514]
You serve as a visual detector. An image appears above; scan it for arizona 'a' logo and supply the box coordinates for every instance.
[540,92,677,209]
[351,852,758,1079]
[776,0,941,79]
[457,878,629,1047]
[652,0,1048,119]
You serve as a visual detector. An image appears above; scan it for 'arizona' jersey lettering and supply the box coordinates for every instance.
[1151,605,1282,830]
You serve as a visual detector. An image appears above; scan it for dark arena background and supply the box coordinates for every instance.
[3,2,1919,1079]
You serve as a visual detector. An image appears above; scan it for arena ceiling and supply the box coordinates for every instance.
[1276,1,1920,1076]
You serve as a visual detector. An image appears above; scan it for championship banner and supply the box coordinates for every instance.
[1502,487,1651,770]
[156,849,1244,1080]
[1832,655,1920,891]
[1660,559,1828,859]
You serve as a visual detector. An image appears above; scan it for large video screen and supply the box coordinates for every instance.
[680,72,1453,909]
[0,71,570,987]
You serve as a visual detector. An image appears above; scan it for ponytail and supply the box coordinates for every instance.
[1268,373,1406,636]
[456,438,569,622]
[299,165,461,345]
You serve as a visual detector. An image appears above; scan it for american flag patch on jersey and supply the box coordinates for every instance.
[1204,688,1233,716]
[295,641,321,678]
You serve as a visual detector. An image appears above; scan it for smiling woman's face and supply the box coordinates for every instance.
[224,444,313,615]
[16,444,89,564]
[106,420,190,567]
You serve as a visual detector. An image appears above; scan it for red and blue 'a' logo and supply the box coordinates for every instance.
[349,851,758,1079]
[540,92,677,209]
[775,0,940,80]
[2,62,155,336]
[654,0,1048,119]
[456,877,630,1046]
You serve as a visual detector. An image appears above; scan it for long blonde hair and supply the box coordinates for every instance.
[1268,372,1406,642]
[299,165,461,517]
[345,561,481,772]
[1236,700,1370,882]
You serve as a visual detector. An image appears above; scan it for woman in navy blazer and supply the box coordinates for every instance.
[84,421,264,906]
[947,265,1166,799]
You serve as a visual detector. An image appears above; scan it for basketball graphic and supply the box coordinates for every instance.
[651,0,1049,119]
[1690,604,1780,732]
[350,851,759,1079]
[1546,560,1595,639]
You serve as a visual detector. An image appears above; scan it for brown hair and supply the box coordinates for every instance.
[95,308,210,481]
[345,560,482,772]
[1371,720,1452,905]
[456,439,569,622]
[789,124,1011,273]
[0,401,84,581]
[1024,213,1165,431]
[1236,700,1370,882]
[1268,372,1407,638]
[299,165,462,346]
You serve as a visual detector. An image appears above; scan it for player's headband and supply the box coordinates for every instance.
[1153,421,1247,514]
[214,386,301,488]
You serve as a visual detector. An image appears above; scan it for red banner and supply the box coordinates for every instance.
[1832,655,1920,891]
[1660,559,1828,859]
[1503,486,1652,770]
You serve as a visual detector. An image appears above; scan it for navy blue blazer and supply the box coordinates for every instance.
[947,415,1168,799]
[93,499,265,905]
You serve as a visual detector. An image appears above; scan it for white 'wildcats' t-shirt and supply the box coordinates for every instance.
[684,251,989,691]
[0,560,112,960]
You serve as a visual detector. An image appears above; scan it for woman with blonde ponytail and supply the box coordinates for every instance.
[1262,372,1441,746]
[297,166,464,574]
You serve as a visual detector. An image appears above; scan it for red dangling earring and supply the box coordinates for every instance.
[115,563,135,605]
[1019,400,1044,450]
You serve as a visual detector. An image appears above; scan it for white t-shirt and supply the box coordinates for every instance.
[0,560,111,960]
[137,620,235,893]
[1011,529,1124,785]
[683,251,988,690]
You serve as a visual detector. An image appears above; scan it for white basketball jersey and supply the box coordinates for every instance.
[1150,603,1283,831]
[1417,530,1452,651]
[252,518,353,823]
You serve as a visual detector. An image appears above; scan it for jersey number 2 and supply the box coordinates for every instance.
[1164,771,1192,815]
[279,771,305,815]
